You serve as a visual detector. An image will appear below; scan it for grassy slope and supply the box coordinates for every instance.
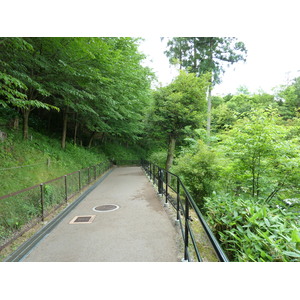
[0,121,148,197]
[0,127,107,197]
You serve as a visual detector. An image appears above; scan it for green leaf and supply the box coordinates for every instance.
[291,229,300,243]
[282,251,300,258]
[264,217,270,227]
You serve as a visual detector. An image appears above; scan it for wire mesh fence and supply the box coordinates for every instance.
[0,160,112,251]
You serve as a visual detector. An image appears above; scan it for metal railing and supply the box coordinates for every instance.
[141,160,229,262]
[0,160,112,251]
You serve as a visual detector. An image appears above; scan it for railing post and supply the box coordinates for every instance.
[176,177,180,223]
[165,171,168,205]
[184,195,189,261]
[40,183,44,222]
[88,167,90,184]
[158,168,163,194]
[64,175,68,202]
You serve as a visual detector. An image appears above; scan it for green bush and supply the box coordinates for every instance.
[172,140,221,210]
[204,194,300,262]
[147,150,167,168]
[102,142,145,162]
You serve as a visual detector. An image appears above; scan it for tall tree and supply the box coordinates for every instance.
[153,71,210,171]
[1,37,153,148]
[0,38,58,139]
[165,37,247,137]
[276,76,300,119]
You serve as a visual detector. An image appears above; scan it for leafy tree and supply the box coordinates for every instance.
[172,140,220,209]
[152,70,210,171]
[172,106,300,261]
[0,38,58,139]
[210,92,277,133]
[275,76,300,119]
[218,108,300,202]
[0,37,153,147]
[165,37,247,137]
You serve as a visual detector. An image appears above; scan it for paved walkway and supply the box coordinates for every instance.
[22,167,181,262]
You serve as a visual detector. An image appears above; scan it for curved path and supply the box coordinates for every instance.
[21,167,181,262]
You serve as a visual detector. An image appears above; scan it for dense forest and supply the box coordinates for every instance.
[1,37,300,261]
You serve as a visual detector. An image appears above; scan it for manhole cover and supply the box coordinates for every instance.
[69,215,96,224]
[93,204,119,212]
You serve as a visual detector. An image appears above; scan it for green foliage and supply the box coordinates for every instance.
[0,71,28,108]
[101,142,146,162]
[0,38,58,115]
[211,102,237,131]
[217,108,300,202]
[172,140,220,209]
[0,125,107,197]
[226,93,277,115]
[0,37,153,143]
[172,99,300,261]
[151,70,210,170]
[275,76,300,119]
[165,37,247,85]
[152,71,210,138]
[204,194,300,261]
[147,150,167,168]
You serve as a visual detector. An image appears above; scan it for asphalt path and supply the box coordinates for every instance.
[22,166,181,262]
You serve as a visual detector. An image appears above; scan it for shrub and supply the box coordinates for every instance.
[172,140,221,210]
[204,194,300,261]
[147,150,167,168]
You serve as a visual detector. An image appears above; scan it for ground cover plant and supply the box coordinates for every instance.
[166,96,300,261]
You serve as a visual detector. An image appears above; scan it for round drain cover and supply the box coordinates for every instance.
[93,204,119,212]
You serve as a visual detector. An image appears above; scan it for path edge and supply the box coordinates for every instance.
[3,167,115,262]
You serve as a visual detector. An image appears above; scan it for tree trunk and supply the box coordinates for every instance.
[74,116,78,145]
[206,38,214,141]
[22,109,30,140]
[61,108,68,149]
[165,135,176,172]
[179,40,182,70]
[47,111,52,132]
[193,37,197,71]
[88,131,96,148]
[206,83,212,139]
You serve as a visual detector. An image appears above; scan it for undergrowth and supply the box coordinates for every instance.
[0,127,107,196]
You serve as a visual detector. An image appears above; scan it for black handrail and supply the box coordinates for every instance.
[141,159,229,262]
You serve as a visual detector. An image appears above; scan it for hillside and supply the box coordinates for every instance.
[0,120,143,197]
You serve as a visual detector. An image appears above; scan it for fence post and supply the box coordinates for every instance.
[184,195,189,261]
[64,175,68,202]
[151,163,154,181]
[78,170,81,191]
[40,183,44,222]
